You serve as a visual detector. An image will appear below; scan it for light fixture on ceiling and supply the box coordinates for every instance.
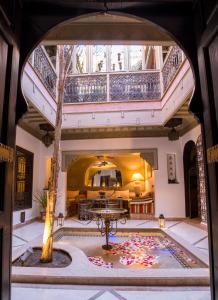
[164,118,182,141]
[168,127,179,141]
[39,123,54,147]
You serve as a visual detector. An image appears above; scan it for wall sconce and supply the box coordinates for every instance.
[159,214,165,228]
[57,213,64,227]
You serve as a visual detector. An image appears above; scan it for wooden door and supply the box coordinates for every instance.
[0,15,20,300]
[195,2,218,299]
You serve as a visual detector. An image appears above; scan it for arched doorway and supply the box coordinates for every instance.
[183,140,200,219]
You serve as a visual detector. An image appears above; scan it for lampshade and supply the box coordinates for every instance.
[131,173,144,181]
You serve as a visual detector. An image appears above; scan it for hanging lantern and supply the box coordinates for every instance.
[42,132,53,147]
[39,123,54,147]
[57,213,64,226]
[159,214,165,228]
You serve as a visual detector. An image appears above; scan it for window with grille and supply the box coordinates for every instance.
[14,146,33,211]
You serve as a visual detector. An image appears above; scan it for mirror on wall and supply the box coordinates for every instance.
[86,160,122,188]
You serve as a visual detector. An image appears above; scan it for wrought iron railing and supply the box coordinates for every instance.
[110,72,161,101]
[64,72,161,103]
[162,46,184,92]
[29,46,57,98]
[28,45,184,103]
[64,75,107,103]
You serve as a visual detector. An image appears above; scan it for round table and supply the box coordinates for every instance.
[88,208,127,250]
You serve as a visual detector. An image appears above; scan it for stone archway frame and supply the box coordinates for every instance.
[140,150,158,170]
[61,148,158,172]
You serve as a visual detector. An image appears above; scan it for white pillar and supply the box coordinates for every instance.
[55,171,67,217]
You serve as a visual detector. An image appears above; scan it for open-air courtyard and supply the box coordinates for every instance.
[11,218,210,299]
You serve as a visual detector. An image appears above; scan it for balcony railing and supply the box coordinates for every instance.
[64,75,107,103]
[28,45,184,104]
[29,46,57,98]
[110,72,161,101]
[64,72,161,103]
[162,46,184,92]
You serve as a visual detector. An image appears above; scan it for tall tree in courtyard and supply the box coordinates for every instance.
[40,45,74,262]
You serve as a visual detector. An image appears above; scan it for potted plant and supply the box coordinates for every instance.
[34,189,48,221]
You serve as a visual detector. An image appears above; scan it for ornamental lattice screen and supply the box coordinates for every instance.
[196,134,207,224]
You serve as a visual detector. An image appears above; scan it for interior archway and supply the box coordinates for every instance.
[11,4,210,298]
[183,140,200,219]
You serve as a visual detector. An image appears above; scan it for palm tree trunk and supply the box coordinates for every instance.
[40,45,65,262]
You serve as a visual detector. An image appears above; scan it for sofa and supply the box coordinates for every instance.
[66,189,154,217]
[66,189,131,217]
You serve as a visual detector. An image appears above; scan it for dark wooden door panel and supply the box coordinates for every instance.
[0,35,8,142]
[208,35,218,142]
[196,4,218,298]
[0,27,19,300]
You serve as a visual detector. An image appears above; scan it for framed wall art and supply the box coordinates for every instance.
[167,153,179,184]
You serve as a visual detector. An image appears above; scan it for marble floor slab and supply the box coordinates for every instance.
[11,284,211,300]
[166,222,208,245]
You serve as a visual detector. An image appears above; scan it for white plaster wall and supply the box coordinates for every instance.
[13,126,53,225]
[61,137,186,218]
[56,171,67,216]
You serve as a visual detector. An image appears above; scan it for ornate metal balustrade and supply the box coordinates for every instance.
[162,46,184,92]
[64,75,107,103]
[29,47,57,98]
[27,46,185,104]
[109,72,161,101]
[64,72,161,103]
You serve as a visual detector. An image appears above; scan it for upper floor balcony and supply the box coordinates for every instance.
[21,43,194,133]
[27,44,185,104]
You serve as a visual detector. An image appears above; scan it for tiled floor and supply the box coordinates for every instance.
[12,284,211,300]
[12,218,210,300]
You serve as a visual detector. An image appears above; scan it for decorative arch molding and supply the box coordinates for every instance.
[61,154,78,172]
[61,148,158,171]
[140,149,158,169]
